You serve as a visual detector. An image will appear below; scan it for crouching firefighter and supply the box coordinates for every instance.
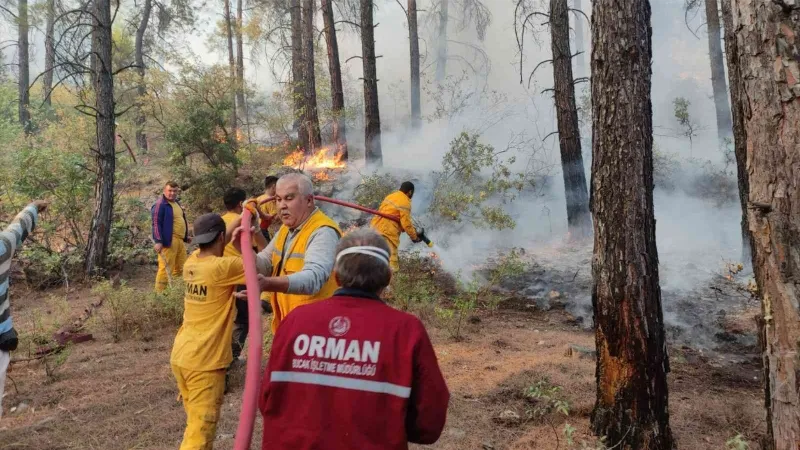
[370,181,423,272]
[258,228,450,449]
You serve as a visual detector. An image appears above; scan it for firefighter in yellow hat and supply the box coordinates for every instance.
[370,182,421,272]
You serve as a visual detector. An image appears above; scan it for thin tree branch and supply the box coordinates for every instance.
[527,59,552,88]
[568,8,589,24]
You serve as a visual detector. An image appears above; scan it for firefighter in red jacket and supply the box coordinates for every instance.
[258,228,450,449]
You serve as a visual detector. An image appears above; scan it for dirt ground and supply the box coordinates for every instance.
[0,266,765,450]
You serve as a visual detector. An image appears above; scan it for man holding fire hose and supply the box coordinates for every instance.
[370,181,422,272]
[241,173,342,334]
[220,187,270,368]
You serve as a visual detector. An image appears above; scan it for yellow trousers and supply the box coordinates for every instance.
[172,365,226,450]
[155,240,187,292]
[387,238,399,272]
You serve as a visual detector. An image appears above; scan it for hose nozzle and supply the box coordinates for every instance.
[417,229,433,248]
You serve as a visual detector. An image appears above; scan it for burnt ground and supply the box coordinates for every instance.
[0,260,766,449]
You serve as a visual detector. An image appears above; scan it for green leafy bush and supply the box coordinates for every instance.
[354,173,399,210]
[93,278,184,341]
[429,132,530,230]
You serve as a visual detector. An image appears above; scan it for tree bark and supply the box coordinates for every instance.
[551,0,591,239]
[301,0,321,152]
[321,0,347,160]
[18,0,31,132]
[589,0,674,448]
[236,0,247,141]
[731,2,800,448]
[361,0,382,166]
[43,0,55,106]
[572,0,586,77]
[223,0,238,145]
[408,0,421,128]
[134,0,152,153]
[704,0,733,142]
[720,0,751,264]
[290,0,303,140]
[85,0,116,277]
[435,0,448,82]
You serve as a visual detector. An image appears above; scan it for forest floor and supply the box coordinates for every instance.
[0,262,766,450]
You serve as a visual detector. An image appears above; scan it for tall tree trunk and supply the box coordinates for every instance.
[85,0,116,277]
[361,0,382,166]
[236,0,247,141]
[572,0,586,77]
[551,0,591,239]
[435,0,448,82]
[290,0,303,141]
[705,0,733,143]
[321,0,347,160]
[223,0,238,146]
[732,2,800,448]
[720,0,751,264]
[18,0,31,133]
[135,0,152,153]
[408,0,421,128]
[43,0,55,106]
[590,0,674,448]
[301,0,321,152]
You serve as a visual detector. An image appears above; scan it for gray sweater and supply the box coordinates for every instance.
[255,208,339,295]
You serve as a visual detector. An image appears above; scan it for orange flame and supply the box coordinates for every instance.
[283,147,346,170]
[313,171,332,181]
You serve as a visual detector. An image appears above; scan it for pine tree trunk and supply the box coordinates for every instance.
[224,0,238,146]
[551,0,591,239]
[361,0,382,166]
[236,0,247,141]
[408,0,421,128]
[435,0,448,82]
[135,0,152,153]
[18,0,31,133]
[590,0,674,448]
[301,0,321,152]
[85,0,116,277]
[572,0,586,77]
[321,0,347,160]
[290,0,303,140]
[705,0,733,142]
[731,2,800,448]
[43,0,55,106]
[720,0,751,264]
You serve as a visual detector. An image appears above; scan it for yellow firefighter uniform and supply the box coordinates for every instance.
[269,209,341,333]
[370,191,419,272]
[155,201,188,292]
[170,251,246,449]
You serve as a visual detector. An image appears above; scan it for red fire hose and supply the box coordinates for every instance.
[257,195,402,224]
[233,208,262,450]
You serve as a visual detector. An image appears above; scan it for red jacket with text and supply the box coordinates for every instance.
[259,289,450,450]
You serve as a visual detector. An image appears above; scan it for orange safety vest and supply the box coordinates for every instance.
[269,209,341,333]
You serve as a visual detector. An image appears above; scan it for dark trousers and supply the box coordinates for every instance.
[231,289,272,361]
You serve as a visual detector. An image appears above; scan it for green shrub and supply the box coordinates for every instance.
[93,278,184,342]
[354,173,398,210]
[429,132,531,230]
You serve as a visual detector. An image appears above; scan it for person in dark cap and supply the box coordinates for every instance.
[169,213,247,450]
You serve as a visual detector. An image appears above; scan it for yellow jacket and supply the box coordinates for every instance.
[370,191,418,247]
[269,209,341,333]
